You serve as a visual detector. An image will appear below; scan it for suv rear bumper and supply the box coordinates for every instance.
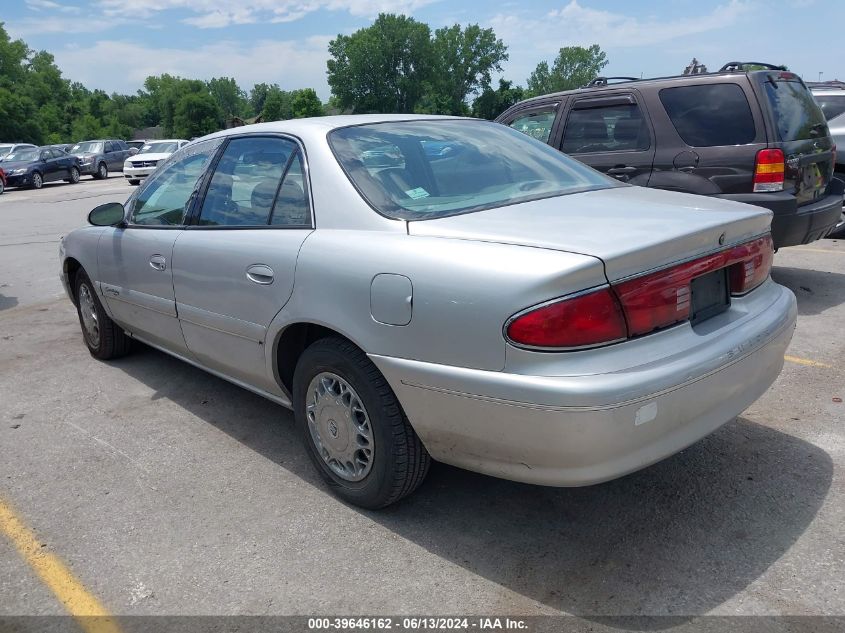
[716,179,844,248]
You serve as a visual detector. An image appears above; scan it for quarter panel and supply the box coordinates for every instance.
[269,230,607,373]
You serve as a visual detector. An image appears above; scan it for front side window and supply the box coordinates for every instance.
[198,136,300,227]
[130,138,223,226]
[562,102,650,154]
[507,109,557,143]
[660,83,756,146]
[329,119,616,221]
[813,94,845,122]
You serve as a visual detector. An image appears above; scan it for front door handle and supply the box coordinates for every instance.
[246,264,274,285]
[149,254,167,271]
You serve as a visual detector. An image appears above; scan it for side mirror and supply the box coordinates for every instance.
[129,148,139,155]
[88,202,126,227]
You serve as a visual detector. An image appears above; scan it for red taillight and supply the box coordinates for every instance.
[505,287,628,349]
[505,235,774,349]
[753,148,785,192]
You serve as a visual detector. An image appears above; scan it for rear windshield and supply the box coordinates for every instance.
[328,119,616,221]
[763,79,828,141]
[659,83,756,147]
[814,94,845,121]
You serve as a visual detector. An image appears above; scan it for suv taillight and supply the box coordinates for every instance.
[505,235,773,350]
[753,148,785,192]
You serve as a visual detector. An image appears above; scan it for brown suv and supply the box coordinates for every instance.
[497,62,843,248]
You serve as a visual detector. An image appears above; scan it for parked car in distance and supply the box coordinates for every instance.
[126,140,146,152]
[61,115,796,509]
[0,143,37,161]
[2,146,80,189]
[498,62,843,249]
[0,167,6,195]
[69,139,133,180]
[123,139,189,185]
[809,83,845,237]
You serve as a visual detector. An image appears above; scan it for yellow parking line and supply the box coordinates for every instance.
[784,355,832,368]
[0,496,122,633]
[789,247,843,254]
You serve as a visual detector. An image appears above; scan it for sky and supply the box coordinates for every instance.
[4,0,844,100]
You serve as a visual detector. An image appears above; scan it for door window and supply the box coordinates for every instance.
[198,136,299,227]
[562,102,650,154]
[659,83,755,146]
[130,138,223,227]
[506,109,557,143]
[269,152,310,226]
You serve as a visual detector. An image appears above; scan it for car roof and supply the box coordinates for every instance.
[143,139,187,143]
[196,114,471,143]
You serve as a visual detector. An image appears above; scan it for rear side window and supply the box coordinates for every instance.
[659,84,756,146]
[763,80,827,141]
[813,94,845,121]
[562,103,650,154]
[506,109,557,143]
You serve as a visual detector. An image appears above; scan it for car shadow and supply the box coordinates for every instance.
[114,344,832,624]
[771,265,845,316]
[0,293,19,311]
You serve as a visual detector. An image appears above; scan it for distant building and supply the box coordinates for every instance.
[225,115,263,129]
[683,58,708,75]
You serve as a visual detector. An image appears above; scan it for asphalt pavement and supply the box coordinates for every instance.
[0,177,843,623]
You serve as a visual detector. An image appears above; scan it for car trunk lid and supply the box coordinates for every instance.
[408,186,772,282]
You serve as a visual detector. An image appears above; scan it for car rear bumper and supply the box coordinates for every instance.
[717,179,844,248]
[371,281,796,487]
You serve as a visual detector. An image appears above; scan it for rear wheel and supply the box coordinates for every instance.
[128,179,140,186]
[73,270,131,360]
[0,179,4,195]
[31,171,43,189]
[293,337,430,509]
[95,162,108,180]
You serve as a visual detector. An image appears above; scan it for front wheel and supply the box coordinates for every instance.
[0,179,4,195]
[95,162,108,180]
[31,172,43,189]
[66,166,80,184]
[128,179,140,186]
[73,270,131,360]
[293,337,430,509]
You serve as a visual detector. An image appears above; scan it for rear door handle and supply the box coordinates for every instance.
[607,166,637,175]
[246,264,274,285]
[149,254,167,271]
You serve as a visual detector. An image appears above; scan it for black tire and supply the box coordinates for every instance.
[0,179,4,195]
[128,179,140,186]
[95,162,108,180]
[31,171,43,189]
[73,270,131,360]
[293,337,430,509]
[66,166,80,184]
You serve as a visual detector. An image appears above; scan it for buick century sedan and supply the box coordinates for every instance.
[60,115,797,508]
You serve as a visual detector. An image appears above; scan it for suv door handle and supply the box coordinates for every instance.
[607,166,637,175]
[149,254,167,271]
[246,264,274,285]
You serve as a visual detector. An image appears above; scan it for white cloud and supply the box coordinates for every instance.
[96,0,441,28]
[24,0,80,12]
[51,36,334,98]
[489,0,754,84]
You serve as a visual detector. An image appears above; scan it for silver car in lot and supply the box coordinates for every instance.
[59,115,797,508]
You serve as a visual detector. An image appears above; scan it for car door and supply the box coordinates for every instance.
[40,150,61,182]
[103,141,118,170]
[97,138,224,354]
[559,92,656,184]
[172,134,313,391]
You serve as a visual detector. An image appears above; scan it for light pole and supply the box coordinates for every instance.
[818,71,823,82]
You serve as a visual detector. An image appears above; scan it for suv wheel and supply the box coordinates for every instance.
[95,162,108,180]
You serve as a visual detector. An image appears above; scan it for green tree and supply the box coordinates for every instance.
[327,13,432,113]
[172,93,221,138]
[425,24,508,115]
[261,87,292,121]
[249,82,273,115]
[207,76,246,118]
[290,88,323,118]
[526,44,608,96]
[472,78,524,120]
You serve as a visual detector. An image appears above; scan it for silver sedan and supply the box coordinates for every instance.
[59,115,797,508]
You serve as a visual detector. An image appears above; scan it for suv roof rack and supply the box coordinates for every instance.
[719,61,787,72]
[584,76,639,88]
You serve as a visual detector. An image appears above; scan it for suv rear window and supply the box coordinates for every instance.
[659,83,755,147]
[763,79,827,141]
